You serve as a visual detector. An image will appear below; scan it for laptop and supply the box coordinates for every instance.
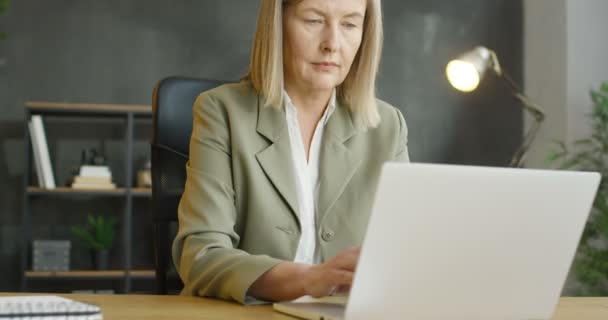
[274,162,600,320]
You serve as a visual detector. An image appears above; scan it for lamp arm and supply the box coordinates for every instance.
[507,89,546,168]
[501,71,546,122]
[488,49,546,122]
[513,93,545,122]
[509,112,543,168]
[488,51,547,167]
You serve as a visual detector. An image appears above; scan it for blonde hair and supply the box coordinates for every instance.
[246,0,383,129]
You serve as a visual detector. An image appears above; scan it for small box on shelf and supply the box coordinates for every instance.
[32,240,70,272]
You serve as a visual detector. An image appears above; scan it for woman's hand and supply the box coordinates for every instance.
[248,246,361,301]
[299,246,360,298]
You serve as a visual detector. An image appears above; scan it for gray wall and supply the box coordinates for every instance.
[523,0,567,168]
[0,1,523,291]
[566,0,608,147]
[525,0,608,168]
[525,0,608,294]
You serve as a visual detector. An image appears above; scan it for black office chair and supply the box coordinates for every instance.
[151,76,227,294]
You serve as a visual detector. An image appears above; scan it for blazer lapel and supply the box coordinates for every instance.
[317,103,361,226]
[255,95,301,225]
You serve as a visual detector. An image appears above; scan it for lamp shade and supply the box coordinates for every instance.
[446,46,493,92]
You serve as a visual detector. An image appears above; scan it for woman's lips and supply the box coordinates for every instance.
[312,62,339,71]
[314,61,339,67]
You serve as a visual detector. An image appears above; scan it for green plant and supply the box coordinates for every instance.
[70,215,117,251]
[0,0,9,40]
[548,81,608,296]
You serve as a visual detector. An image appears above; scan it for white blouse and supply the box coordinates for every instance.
[284,90,336,265]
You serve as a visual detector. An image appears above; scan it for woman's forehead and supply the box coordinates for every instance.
[288,0,366,16]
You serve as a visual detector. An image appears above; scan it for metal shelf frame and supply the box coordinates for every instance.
[21,102,152,293]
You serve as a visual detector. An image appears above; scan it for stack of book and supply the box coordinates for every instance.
[71,165,116,190]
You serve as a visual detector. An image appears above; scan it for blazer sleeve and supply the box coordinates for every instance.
[394,107,410,162]
[171,92,282,304]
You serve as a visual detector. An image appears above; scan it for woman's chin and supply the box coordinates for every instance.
[306,78,341,91]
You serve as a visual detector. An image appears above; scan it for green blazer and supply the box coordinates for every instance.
[172,81,409,304]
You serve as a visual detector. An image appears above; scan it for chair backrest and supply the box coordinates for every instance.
[151,76,227,294]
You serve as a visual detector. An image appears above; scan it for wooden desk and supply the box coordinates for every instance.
[1,293,607,319]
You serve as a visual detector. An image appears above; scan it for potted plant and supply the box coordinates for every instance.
[70,215,117,270]
[548,81,608,296]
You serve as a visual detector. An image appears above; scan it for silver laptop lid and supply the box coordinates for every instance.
[346,163,600,320]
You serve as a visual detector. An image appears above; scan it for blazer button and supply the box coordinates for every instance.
[321,230,335,242]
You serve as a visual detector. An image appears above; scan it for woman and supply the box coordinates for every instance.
[172,0,409,304]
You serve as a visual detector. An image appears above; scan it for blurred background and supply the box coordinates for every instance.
[0,0,606,295]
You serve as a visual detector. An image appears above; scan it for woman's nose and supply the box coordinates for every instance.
[321,24,340,53]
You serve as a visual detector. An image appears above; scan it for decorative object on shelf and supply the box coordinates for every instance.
[81,148,108,166]
[548,81,608,296]
[446,46,546,167]
[70,148,116,190]
[32,240,70,272]
[28,115,56,189]
[70,215,117,270]
[137,160,151,188]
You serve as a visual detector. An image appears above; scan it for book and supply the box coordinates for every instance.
[28,120,45,188]
[71,168,115,189]
[79,165,112,178]
[31,115,56,189]
[74,176,113,184]
[71,182,117,190]
[0,295,101,319]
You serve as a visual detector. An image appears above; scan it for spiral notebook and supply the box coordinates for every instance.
[0,295,102,319]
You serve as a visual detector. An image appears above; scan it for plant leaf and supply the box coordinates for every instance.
[551,82,608,295]
[71,214,117,251]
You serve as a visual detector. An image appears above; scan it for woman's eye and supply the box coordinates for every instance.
[305,19,323,24]
[342,22,358,29]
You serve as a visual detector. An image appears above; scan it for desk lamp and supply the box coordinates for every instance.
[446,46,545,167]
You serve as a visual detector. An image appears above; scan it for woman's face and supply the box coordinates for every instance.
[283,0,366,95]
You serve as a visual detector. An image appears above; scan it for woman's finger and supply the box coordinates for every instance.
[328,269,354,287]
[329,250,360,271]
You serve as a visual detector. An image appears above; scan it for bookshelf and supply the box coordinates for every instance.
[25,101,152,115]
[22,102,154,293]
[26,187,152,197]
[25,270,155,279]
